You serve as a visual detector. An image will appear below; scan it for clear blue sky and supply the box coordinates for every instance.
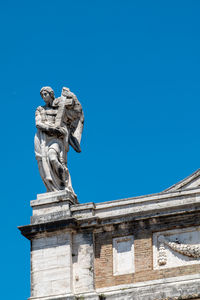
[1,0,200,298]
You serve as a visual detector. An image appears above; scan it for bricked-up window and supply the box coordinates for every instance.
[113,236,134,276]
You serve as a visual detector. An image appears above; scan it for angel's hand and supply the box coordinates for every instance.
[36,123,48,131]
[55,126,68,137]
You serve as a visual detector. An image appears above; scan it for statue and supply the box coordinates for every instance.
[34,86,84,196]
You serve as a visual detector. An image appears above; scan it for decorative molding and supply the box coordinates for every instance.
[158,235,200,259]
[153,226,200,270]
[157,242,167,266]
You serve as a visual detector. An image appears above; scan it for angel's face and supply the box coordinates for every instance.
[41,91,52,104]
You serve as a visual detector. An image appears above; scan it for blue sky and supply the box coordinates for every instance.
[1,0,200,298]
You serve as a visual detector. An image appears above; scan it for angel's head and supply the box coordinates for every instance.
[40,86,55,105]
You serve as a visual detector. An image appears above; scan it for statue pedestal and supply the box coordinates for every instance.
[31,190,78,224]
[20,190,96,300]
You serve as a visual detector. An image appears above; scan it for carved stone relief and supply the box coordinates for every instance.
[153,227,200,269]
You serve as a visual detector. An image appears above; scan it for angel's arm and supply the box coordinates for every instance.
[35,107,48,131]
[35,106,67,136]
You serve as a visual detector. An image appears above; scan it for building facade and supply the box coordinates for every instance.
[19,169,200,300]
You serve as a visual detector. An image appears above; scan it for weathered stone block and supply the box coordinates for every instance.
[31,232,72,298]
[72,233,95,293]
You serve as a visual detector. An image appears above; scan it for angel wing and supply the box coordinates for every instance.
[60,87,84,153]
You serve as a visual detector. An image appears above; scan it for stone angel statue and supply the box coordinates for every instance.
[34,86,84,196]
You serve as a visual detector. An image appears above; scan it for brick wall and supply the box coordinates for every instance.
[94,212,200,288]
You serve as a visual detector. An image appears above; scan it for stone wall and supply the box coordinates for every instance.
[18,180,200,300]
[94,212,200,289]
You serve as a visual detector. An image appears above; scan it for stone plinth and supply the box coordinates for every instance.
[31,190,77,224]
[19,169,200,300]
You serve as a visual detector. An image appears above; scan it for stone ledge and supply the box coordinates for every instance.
[29,292,98,300]
[94,188,200,209]
[95,188,200,210]
[96,273,200,293]
[20,208,200,236]
[71,202,96,212]
[20,188,200,235]
[29,294,74,300]
[27,274,200,300]
[18,218,78,240]
[29,188,200,226]
[79,194,200,221]
[97,275,200,300]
